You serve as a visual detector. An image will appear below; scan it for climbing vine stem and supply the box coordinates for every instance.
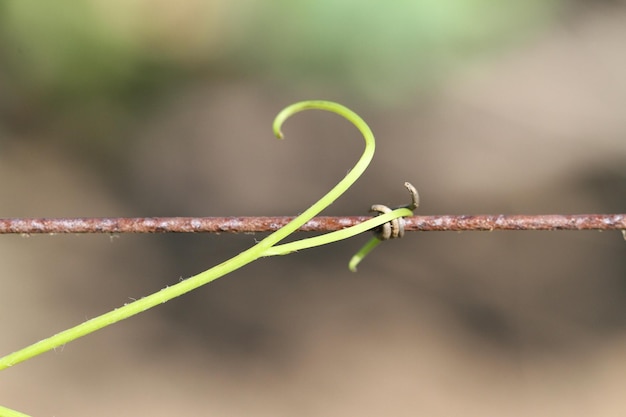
[0,101,413,378]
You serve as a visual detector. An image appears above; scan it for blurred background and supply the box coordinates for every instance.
[1,1,626,415]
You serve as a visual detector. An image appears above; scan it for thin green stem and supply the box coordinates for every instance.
[263,100,376,248]
[263,208,412,256]
[0,100,392,372]
[349,237,383,272]
[0,244,264,370]
[0,405,32,417]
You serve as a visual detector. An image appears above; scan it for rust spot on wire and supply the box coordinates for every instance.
[0,214,624,234]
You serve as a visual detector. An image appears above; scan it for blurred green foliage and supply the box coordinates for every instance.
[0,0,561,141]
[240,0,561,100]
[1,3,138,96]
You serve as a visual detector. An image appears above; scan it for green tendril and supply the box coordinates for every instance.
[264,208,412,258]
[0,405,31,417]
[0,100,412,400]
[349,237,383,272]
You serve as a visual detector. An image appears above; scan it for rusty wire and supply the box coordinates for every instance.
[0,214,624,234]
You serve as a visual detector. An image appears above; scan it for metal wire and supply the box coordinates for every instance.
[0,214,624,234]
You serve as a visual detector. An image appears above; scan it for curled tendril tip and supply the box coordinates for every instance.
[0,101,415,393]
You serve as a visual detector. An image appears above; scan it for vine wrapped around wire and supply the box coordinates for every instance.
[0,100,416,401]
